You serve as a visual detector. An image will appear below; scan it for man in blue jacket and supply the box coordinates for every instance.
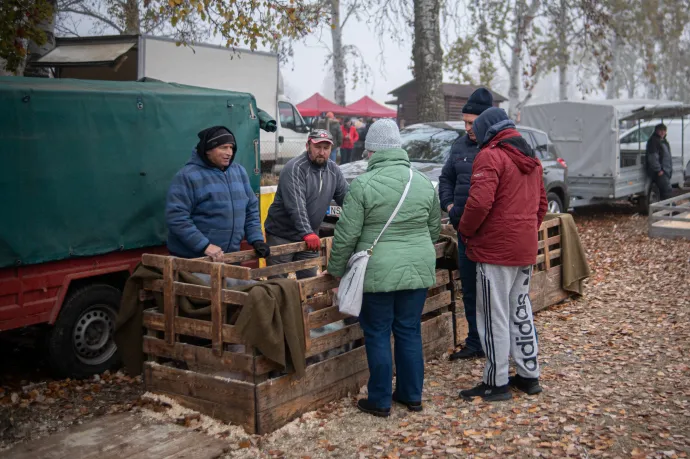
[438,88,494,360]
[166,126,270,262]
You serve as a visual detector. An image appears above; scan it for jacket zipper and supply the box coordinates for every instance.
[319,169,323,193]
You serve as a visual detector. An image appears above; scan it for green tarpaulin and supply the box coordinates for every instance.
[0,77,264,268]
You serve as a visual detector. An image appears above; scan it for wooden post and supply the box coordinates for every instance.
[542,227,551,270]
[324,238,333,270]
[163,258,177,345]
[211,263,224,356]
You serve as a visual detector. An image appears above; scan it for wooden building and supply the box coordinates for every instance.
[386,80,507,127]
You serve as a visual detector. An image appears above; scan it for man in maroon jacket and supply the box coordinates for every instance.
[457,107,547,402]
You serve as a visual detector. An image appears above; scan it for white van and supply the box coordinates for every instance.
[619,119,690,179]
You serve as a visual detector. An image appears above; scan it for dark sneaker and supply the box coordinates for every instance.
[392,392,423,412]
[460,382,512,402]
[509,374,543,395]
[449,347,485,361]
[357,399,391,417]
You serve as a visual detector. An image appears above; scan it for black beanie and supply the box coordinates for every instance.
[196,126,237,168]
[462,88,494,116]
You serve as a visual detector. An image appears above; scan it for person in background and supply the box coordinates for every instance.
[316,112,343,163]
[166,126,270,263]
[264,129,349,278]
[645,123,674,201]
[327,119,441,417]
[458,108,547,402]
[340,118,360,165]
[438,87,495,361]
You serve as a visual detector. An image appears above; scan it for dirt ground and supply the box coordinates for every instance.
[1,204,689,458]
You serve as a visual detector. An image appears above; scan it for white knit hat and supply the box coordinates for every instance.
[365,119,402,152]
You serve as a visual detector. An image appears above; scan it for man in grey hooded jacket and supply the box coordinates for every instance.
[264,129,349,278]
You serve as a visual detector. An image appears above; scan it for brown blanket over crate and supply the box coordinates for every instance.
[543,213,591,296]
[115,264,305,377]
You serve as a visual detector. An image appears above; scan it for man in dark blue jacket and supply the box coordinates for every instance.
[438,88,494,360]
[166,126,270,262]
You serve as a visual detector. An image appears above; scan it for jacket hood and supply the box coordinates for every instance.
[491,129,541,174]
[473,107,516,147]
[367,148,411,171]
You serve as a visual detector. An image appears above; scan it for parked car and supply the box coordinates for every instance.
[321,122,569,229]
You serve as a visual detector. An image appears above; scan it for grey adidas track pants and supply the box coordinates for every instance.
[476,263,540,387]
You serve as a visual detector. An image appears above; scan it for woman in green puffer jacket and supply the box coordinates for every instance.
[328,119,441,417]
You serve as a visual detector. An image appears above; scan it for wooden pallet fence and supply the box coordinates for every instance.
[648,192,690,240]
[141,239,455,434]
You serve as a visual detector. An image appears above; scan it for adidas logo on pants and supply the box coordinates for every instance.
[476,263,540,387]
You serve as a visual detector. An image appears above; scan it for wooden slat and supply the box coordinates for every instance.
[303,292,333,312]
[210,263,223,356]
[434,269,450,287]
[143,310,243,343]
[434,242,447,258]
[306,323,363,358]
[144,362,257,433]
[143,336,274,375]
[540,218,561,230]
[143,279,247,306]
[308,305,349,329]
[142,254,251,279]
[298,275,339,298]
[535,248,562,265]
[163,258,176,345]
[422,290,453,315]
[250,256,325,279]
[325,237,333,267]
[537,234,561,250]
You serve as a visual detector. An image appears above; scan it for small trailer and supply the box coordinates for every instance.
[521,101,690,214]
[139,218,572,434]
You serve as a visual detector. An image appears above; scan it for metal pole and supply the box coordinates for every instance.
[683,115,686,184]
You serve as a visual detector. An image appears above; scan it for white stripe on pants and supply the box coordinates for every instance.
[476,263,540,387]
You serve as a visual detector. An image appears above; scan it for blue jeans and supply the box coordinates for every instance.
[359,288,427,409]
[458,236,481,351]
[330,148,339,163]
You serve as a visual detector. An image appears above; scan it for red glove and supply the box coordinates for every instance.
[303,233,321,251]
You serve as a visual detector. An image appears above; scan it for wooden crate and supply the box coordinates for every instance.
[451,218,570,346]
[649,192,690,240]
[141,239,456,434]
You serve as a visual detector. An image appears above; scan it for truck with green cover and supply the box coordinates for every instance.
[0,77,265,378]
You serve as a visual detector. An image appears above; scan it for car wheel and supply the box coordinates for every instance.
[46,284,121,379]
[547,192,564,214]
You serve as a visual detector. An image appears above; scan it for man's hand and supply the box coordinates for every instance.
[446,203,454,213]
[204,244,224,262]
[658,171,665,177]
[253,241,271,258]
[303,233,321,251]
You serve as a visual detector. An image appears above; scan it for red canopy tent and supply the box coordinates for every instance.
[296,93,353,117]
[345,96,397,118]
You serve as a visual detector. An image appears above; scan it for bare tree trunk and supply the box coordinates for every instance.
[557,0,568,100]
[23,0,56,77]
[508,0,540,119]
[124,0,140,34]
[330,0,346,105]
[605,33,620,99]
[413,0,444,122]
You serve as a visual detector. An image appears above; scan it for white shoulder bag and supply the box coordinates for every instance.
[335,168,414,316]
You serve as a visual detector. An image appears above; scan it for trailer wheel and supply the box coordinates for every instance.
[47,284,121,379]
[638,183,660,216]
[547,192,564,214]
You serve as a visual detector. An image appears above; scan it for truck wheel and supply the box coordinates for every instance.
[639,184,660,216]
[547,192,564,213]
[47,284,121,379]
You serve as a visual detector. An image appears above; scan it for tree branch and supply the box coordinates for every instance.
[340,0,359,29]
[61,7,125,33]
[496,36,510,72]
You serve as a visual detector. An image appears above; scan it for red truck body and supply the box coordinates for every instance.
[0,247,167,332]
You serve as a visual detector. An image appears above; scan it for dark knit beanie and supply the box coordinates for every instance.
[462,88,494,116]
[196,126,237,168]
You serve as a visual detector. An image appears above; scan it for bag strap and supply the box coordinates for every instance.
[370,168,414,252]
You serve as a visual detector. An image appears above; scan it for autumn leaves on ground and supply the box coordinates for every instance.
[1,205,689,458]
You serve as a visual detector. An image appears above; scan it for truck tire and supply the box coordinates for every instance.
[638,183,660,216]
[47,284,121,379]
[547,192,564,214]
